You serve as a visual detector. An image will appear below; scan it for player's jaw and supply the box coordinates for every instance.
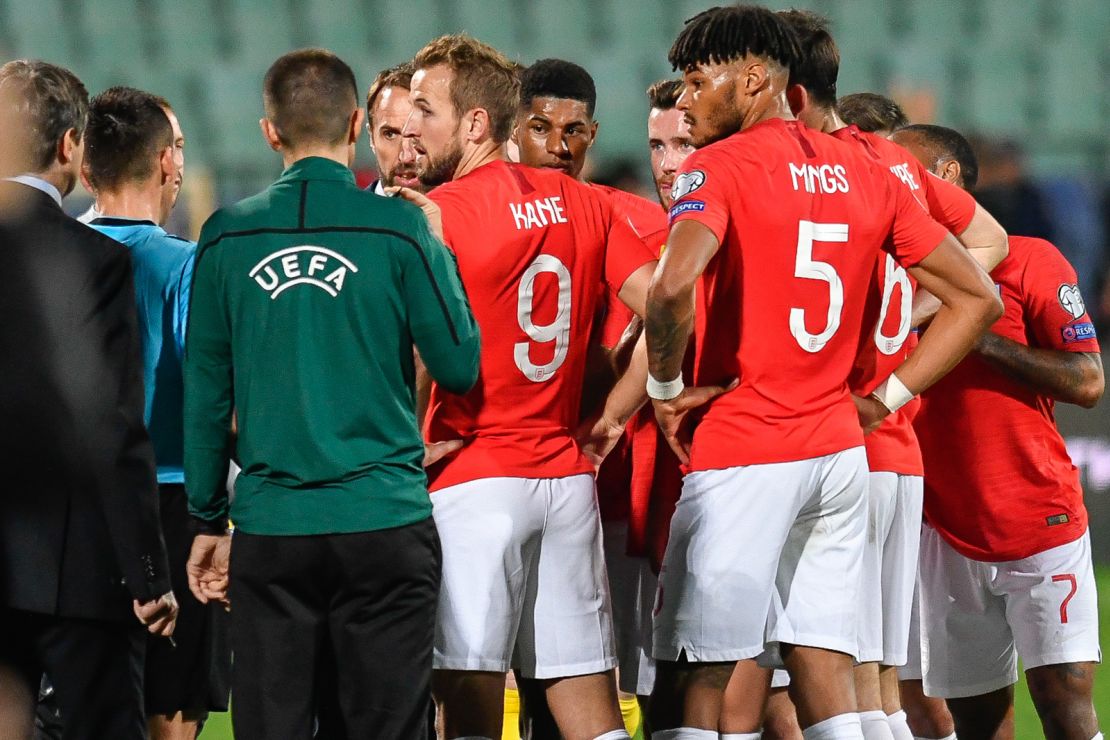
[678,69,745,148]
[415,135,464,189]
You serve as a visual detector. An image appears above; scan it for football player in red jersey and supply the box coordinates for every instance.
[398,35,665,740]
[511,58,668,732]
[895,123,1104,740]
[644,7,1002,740]
[838,92,959,740]
[752,12,1009,740]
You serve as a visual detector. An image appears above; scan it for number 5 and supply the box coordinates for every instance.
[790,220,849,353]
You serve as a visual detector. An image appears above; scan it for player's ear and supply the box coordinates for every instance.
[159,146,175,183]
[79,160,94,195]
[259,118,282,153]
[465,108,490,142]
[349,108,365,146]
[938,158,962,186]
[742,59,769,97]
[588,120,599,147]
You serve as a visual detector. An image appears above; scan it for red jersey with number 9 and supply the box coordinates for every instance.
[668,118,948,470]
[834,125,978,476]
[424,160,657,491]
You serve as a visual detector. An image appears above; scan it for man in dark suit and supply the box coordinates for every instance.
[0,60,178,740]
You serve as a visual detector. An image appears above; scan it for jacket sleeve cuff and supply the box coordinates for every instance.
[190,515,231,536]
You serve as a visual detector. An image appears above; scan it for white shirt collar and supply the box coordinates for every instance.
[4,175,63,207]
[373,179,387,196]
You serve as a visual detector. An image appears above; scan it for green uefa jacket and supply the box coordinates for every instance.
[184,157,480,536]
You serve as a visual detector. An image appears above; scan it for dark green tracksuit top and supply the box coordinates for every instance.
[184,157,480,536]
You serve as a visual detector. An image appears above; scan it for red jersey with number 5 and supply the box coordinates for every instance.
[834,125,978,476]
[425,160,657,490]
[915,236,1098,561]
[668,118,948,470]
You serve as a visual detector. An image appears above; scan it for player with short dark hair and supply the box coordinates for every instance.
[83,86,231,740]
[836,93,909,138]
[773,11,1009,739]
[894,123,1104,740]
[645,6,1002,739]
[401,33,660,740]
[512,58,598,180]
[365,62,422,192]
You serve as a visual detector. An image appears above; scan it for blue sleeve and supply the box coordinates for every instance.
[174,247,196,359]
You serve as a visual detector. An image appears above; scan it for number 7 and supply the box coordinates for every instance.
[1052,573,1077,624]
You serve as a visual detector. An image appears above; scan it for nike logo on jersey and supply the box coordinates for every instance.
[250,246,358,299]
[510,196,568,230]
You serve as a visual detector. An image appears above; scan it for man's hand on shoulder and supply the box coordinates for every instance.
[187,532,232,610]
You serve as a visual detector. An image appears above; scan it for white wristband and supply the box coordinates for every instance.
[647,372,685,401]
[870,373,915,414]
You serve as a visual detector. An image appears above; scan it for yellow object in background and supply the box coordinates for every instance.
[499,689,643,739]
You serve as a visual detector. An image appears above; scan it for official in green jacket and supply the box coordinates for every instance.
[182,49,479,740]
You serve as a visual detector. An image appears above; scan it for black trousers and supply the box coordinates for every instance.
[229,517,441,740]
[0,608,146,740]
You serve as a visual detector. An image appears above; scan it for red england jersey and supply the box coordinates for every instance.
[833,125,978,475]
[668,118,948,470]
[425,160,656,490]
[914,236,1098,561]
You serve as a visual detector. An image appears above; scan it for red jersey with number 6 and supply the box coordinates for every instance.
[668,118,948,470]
[915,236,1098,561]
[425,160,657,491]
[834,125,978,476]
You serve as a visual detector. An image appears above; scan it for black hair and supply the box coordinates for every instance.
[647,79,685,110]
[0,59,88,175]
[898,123,979,191]
[837,92,908,133]
[777,9,838,107]
[264,48,358,148]
[519,58,596,117]
[668,5,801,73]
[84,86,173,191]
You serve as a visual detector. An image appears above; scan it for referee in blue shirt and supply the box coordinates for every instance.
[83,87,231,739]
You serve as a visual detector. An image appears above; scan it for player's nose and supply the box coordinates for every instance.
[676,85,692,111]
[400,108,419,138]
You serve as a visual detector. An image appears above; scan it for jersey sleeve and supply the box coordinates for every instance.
[183,222,233,533]
[401,209,482,395]
[884,177,950,268]
[603,206,658,296]
[919,166,976,235]
[173,249,195,358]
[1021,241,1100,353]
[667,151,731,244]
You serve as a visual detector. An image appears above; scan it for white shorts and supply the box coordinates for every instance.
[653,447,869,663]
[919,526,1101,698]
[432,475,617,679]
[603,521,657,696]
[897,574,924,682]
[857,472,923,665]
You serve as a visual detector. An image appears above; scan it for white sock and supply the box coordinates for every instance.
[1092,734,1103,740]
[593,731,632,740]
[803,713,864,740]
[886,710,914,740]
[721,734,762,740]
[653,730,719,740]
[859,711,895,740]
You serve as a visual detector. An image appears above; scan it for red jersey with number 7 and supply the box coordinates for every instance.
[667,118,948,470]
[834,125,978,476]
[424,160,657,491]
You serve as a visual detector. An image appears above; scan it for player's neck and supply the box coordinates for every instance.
[818,106,848,134]
[95,185,165,226]
[742,92,796,131]
[453,139,505,180]
[281,146,352,172]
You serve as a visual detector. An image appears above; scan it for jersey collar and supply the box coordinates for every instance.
[278,156,357,186]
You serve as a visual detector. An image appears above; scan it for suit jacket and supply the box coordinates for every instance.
[0,181,172,622]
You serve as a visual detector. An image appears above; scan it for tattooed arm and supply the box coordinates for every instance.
[974,336,1103,408]
[645,220,734,463]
